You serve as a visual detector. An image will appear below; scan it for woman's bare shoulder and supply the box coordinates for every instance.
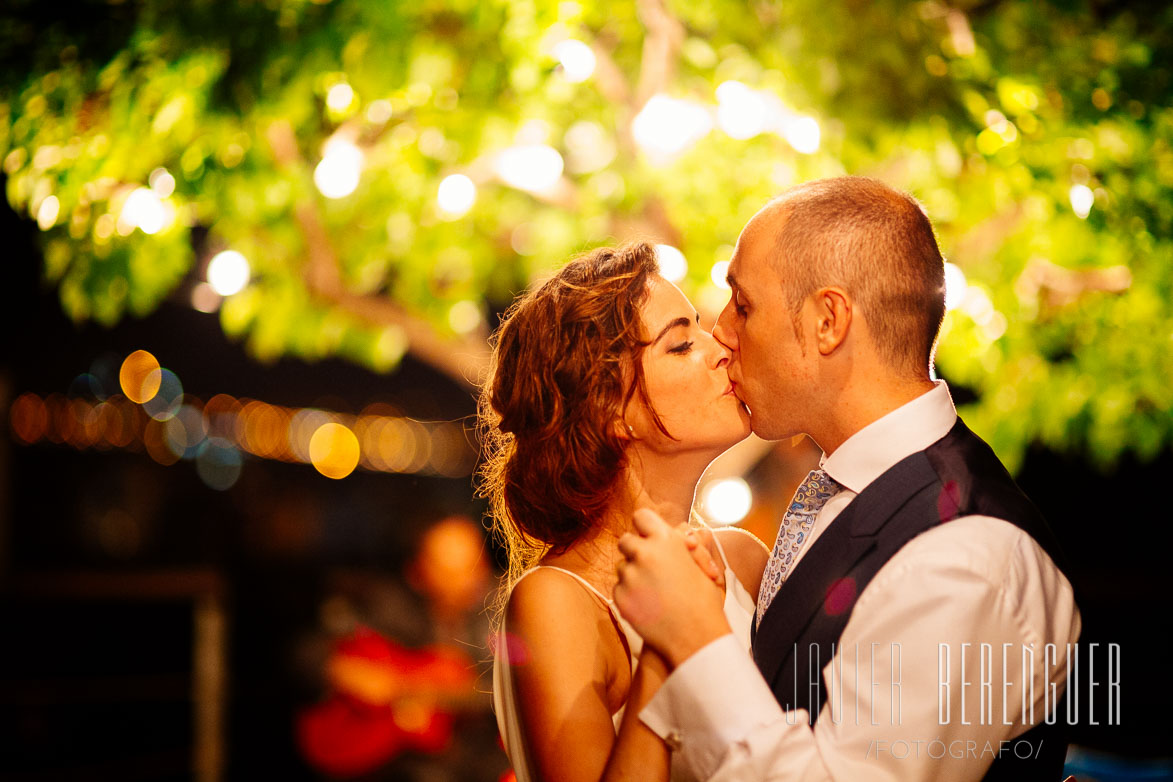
[712,526,770,596]
[502,567,628,717]
[505,568,610,639]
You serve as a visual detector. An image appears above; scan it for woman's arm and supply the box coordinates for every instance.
[602,647,671,782]
[711,526,770,598]
[505,569,669,782]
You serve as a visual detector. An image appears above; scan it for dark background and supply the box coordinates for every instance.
[0,179,508,781]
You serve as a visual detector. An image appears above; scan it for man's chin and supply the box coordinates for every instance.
[747,415,785,442]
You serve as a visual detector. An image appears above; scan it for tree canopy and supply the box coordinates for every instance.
[3,0,1171,472]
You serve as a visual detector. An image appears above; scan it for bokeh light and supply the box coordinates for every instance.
[191,281,222,312]
[563,120,615,174]
[655,244,688,282]
[9,393,48,444]
[163,403,208,459]
[402,419,433,473]
[427,422,473,477]
[9,383,474,480]
[119,350,162,404]
[149,167,176,197]
[290,408,332,462]
[207,250,251,296]
[119,186,170,234]
[239,400,292,459]
[494,144,564,193]
[377,417,418,473]
[196,437,243,490]
[43,394,71,445]
[142,369,184,421]
[326,83,355,112]
[943,262,968,311]
[716,81,769,140]
[632,94,713,160]
[699,477,753,525]
[144,418,181,465]
[309,422,361,479]
[314,138,363,199]
[710,260,731,289]
[781,116,821,154]
[365,99,393,124]
[437,174,477,218]
[1070,184,1094,219]
[36,195,59,230]
[447,300,482,334]
[101,402,135,448]
[553,39,596,82]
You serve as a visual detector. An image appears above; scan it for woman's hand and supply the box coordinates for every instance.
[676,524,726,593]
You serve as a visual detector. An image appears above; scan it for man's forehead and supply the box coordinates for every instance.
[732,210,783,284]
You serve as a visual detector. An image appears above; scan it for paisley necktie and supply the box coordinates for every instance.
[755,468,843,628]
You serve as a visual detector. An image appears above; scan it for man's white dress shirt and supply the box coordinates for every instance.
[641,382,1081,782]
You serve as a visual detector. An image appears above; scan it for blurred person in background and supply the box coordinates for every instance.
[297,513,505,782]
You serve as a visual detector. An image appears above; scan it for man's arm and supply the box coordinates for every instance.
[620,515,1080,782]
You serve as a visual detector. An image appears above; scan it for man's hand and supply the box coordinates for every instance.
[614,509,733,669]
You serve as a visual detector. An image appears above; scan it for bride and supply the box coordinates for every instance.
[479,242,768,782]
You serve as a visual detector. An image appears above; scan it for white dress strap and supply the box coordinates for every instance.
[708,523,731,569]
[706,524,758,655]
[526,564,611,604]
[525,566,642,668]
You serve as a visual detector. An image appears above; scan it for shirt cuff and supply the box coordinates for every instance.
[640,634,796,779]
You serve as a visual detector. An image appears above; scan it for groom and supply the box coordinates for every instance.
[614,177,1080,781]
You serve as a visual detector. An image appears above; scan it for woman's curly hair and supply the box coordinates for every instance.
[477,242,667,619]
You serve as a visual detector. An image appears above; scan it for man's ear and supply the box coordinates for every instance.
[813,286,851,356]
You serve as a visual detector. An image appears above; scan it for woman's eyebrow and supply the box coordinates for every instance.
[653,316,692,344]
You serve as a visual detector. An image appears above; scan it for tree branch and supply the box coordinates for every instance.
[1016,257,1132,312]
[266,120,490,391]
[634,0,686,107]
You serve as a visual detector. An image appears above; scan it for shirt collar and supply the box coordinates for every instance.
[819,380,957,494]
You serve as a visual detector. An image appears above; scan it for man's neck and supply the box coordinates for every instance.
[814,376,937,456]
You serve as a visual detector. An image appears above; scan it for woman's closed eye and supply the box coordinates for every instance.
[668,340,694,355]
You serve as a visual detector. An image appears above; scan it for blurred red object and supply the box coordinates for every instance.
[297,696,403,778]
[297,625,478,777]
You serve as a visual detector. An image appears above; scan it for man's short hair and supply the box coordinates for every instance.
[770,176,947,375]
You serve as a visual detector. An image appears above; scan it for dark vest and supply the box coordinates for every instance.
[750,419,1075,781]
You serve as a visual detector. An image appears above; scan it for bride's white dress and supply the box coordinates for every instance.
[492,529,757,782]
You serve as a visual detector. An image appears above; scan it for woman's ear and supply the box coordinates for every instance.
[614,417,638,442]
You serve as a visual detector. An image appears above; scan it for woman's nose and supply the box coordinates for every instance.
[707,332,732,368]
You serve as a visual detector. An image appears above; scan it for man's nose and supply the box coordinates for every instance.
[713,300,738,351]
[704,330,733,369]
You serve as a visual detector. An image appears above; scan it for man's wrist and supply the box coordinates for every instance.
[663,618,733,669]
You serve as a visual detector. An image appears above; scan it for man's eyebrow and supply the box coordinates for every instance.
[653,316,693,344]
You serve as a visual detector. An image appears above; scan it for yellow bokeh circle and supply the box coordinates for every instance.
[119,350,162,404]
[309,422,360,479]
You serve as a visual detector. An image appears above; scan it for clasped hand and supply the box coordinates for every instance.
[613,509,735,669]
